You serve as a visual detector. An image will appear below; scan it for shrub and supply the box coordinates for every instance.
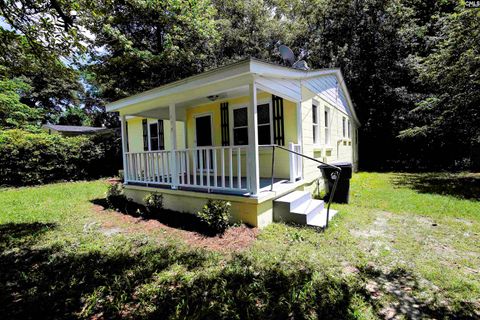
[106,183,126,210]
[197,199,231,234]
[144,193,163,215]
[0,129,121,186]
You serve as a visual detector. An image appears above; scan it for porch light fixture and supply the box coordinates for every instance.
[207,95,219,101]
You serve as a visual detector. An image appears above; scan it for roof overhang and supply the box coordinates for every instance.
[106,58,360,125]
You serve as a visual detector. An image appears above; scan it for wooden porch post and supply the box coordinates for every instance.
[169,103,179,189]
[248,82,260,196]
[120,114,128,184]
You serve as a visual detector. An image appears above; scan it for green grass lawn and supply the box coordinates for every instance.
[0,173,479,319]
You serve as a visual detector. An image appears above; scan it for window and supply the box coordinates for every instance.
[233,107,248,145]
[342,117,346,138]
[232,103,273,145]
[347,119,351,139]
[148,120,165,151]
[324,107,331,145]
[312,103,319,144]
[257,103,271,145]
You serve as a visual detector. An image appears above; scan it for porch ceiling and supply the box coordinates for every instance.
[131,85,250,120]
[116,74,254,117]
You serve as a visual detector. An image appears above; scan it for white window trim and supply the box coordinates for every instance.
[147,119,166,151]
[342,116,347,138]
[229,99,273,146]
[230,104,248,146]
[147,119,157,151]
[312,101,320,145]
[324,106,331,146]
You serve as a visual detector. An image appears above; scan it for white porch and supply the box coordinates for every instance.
[107,58,358,227]
[113,60,311,197]
[122,144,303,197]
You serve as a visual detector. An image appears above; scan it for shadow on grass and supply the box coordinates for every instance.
[0,222,56,250]
[0,222,210,319]
[1,223,477,319]
[391,172,480,201]
[90,198,215,236]
[360,266,479,319]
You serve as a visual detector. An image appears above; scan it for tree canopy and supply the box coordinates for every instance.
[0,77,41,129]
[0,0,478,170]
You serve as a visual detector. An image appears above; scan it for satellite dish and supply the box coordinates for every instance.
[292,60,310,70]
[278,45,295,66]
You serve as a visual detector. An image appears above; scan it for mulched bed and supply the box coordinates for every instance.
[92,203,259,253]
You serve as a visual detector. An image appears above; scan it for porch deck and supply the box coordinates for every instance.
[127,176,299,198]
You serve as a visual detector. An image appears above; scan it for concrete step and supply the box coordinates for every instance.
[274,190,311,211]
[292,199,325,224]
[274,191,311,224]
[307,209,339,228]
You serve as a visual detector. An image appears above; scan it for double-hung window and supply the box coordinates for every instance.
[148,120,165,151]
[347,119,351,139]
[232,103,272,146]
[257,103,271,145]
[312,103,319,144]
[342,117,346,138]
[324,107,331,145]
[233,107,249,145]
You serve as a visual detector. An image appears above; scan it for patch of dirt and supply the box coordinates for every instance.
[350,211,392,239]
[105,177,122,185]
[92,204,259,253]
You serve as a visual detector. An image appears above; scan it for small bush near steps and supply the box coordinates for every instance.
[197,199,231,235]
[106,183,127,210]
[144,193,164,215]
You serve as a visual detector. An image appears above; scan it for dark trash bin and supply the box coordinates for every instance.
[318,162,353,204]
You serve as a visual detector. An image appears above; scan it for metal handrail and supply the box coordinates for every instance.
[265,144,342,229]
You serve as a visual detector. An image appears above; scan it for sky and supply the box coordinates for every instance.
[0,16,14,31]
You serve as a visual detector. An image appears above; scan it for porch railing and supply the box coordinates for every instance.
[289,142,302,182]
[125,146,249,193]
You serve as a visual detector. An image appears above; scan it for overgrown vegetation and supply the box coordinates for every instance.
[0,129,121,186]
[0,173,479,318]
[197,199,231,235]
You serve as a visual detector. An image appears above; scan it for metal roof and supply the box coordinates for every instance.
[42,124,108,133]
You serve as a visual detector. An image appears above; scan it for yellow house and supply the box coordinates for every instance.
[106,58,360,228]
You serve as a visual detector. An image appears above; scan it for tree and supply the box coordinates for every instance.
[82,0,220,101]
[55,105,90,126]
[0,27,83,121]
[212,0,285,64]
[0,0,83,57]
[0,77,41,129]
[400,7,480,169]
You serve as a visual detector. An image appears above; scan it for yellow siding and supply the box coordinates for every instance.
[124,185,273,228]
[126,117,144,152]
[126,117,185,153]
[185,93,297,179]
[300,95,357,184]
